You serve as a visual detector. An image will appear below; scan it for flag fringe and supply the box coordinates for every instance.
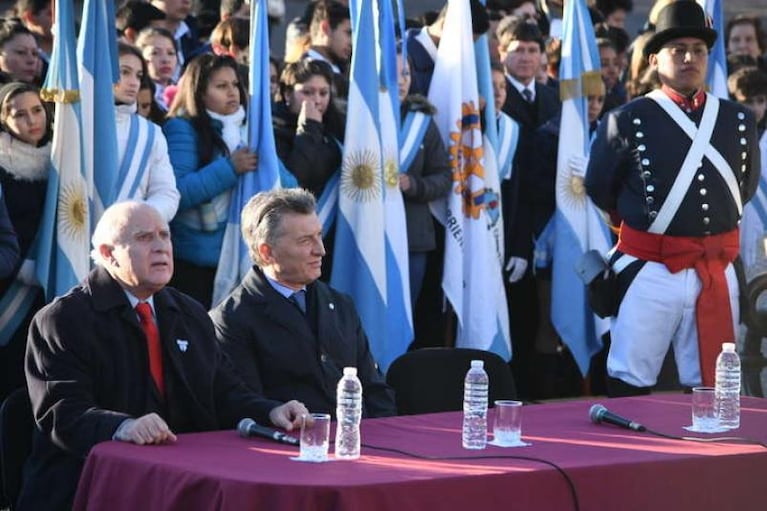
[40,88,80,104]
[559,71,604,101]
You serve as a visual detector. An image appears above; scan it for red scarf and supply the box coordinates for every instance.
[617,224,739,385]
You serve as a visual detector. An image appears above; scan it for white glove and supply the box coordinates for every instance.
[16,259,38,286]
[504,256,528,283]
[568,154,589,178]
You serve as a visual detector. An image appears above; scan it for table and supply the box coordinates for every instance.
[73,394,767,511]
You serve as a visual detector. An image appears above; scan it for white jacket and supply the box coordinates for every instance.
[114,103,180,222]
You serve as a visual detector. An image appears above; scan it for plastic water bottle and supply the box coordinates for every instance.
[715,342,741,429]
[335,367,362,459]
[462,360,489,449]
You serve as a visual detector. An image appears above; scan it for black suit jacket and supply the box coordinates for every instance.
[210,267,397,419]
[501,79,560,260]
[18,267,280,511]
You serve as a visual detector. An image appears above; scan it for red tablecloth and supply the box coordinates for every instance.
[73,394,767,511]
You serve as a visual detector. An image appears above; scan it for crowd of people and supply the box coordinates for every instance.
[0,0,765,508]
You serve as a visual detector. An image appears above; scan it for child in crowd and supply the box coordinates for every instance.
[113,42,179,222]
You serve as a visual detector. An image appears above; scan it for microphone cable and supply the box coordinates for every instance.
[360,442,580,511]
[639,427,767,449]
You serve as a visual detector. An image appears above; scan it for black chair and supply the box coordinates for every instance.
[386,348,517,415]
[0,388,33,510]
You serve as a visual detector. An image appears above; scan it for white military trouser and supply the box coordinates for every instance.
[608,261,739,387]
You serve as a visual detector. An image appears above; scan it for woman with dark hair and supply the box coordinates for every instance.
[113,42,179,222]
[0,17,41,85]
[136,26,179,111]
[163,54,294,308]
[273,58,344,197]
[0,81,51,402]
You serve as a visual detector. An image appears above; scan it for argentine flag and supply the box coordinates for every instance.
[213,0,284,306]
[378,0,414,369]
[428,0,511,359]
[331,0,412,372]
[699,0,728,98]
[77,0,119,224]
[551,0,612,376]
[34,0,89,300]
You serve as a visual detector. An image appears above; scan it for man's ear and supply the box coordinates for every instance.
[320,19,332,38]
[648,53,658,68]
[99,244,116,266]
[258,242,273,265]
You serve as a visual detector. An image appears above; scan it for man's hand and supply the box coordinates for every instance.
[269,400,309,432]
[505,256,528,283]
[114,413,177,445]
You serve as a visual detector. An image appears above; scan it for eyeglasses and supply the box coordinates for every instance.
[661,44,709,60]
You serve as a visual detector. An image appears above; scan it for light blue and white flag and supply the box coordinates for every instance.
[77,0,118,224]
[474,0,512,359]
[331,0,411,372]
[699,0,728,98]
[34,0,89,300]
[378,0,413,369]
[552,0,612,376]
[213,0,285,307]
[428,0,511,360]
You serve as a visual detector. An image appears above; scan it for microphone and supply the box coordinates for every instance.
[237,418,299,445]
[589,404,646,432]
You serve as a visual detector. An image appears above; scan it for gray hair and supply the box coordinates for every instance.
[241,188,317,266]
[90,201,159,266]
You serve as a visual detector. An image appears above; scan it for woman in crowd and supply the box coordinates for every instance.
[395,49,451,308]
[163,54,295,308]
[273,58,344,197]
[0,82,51,402]
[136,76,166,125]
[136,26,178,111]
[113,42,179,222]
[0,18,40,85]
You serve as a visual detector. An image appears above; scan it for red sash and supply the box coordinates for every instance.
[617,224,739,385]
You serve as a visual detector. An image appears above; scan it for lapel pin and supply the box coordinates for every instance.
[176,339,189,352]
[329,303,335,310]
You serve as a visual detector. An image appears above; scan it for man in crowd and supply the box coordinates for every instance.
[586,0,760,396]
[19,201,308,511]
[497,16,560,399]
[210,188,397,418]
[303,0,352,102]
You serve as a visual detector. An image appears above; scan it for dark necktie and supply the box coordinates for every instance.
[136,302,165,397]
[522,88,533,103]
[290,290,307,315]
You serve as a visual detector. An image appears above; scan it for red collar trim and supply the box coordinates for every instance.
[661,85,706,112]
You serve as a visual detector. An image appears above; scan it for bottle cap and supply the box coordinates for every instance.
[343,367,358,376]
[722,342,736,352]
[470,360,484,369]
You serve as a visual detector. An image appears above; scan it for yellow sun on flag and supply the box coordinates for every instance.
[57,181,89,241]
[341,149,381,202]
[384,157,399,188]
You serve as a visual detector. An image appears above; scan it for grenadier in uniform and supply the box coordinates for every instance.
[586,0,761,395]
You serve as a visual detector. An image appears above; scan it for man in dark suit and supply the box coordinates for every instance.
[497,17,560,399]
[210,188,397,418]
[19,201,308,511]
